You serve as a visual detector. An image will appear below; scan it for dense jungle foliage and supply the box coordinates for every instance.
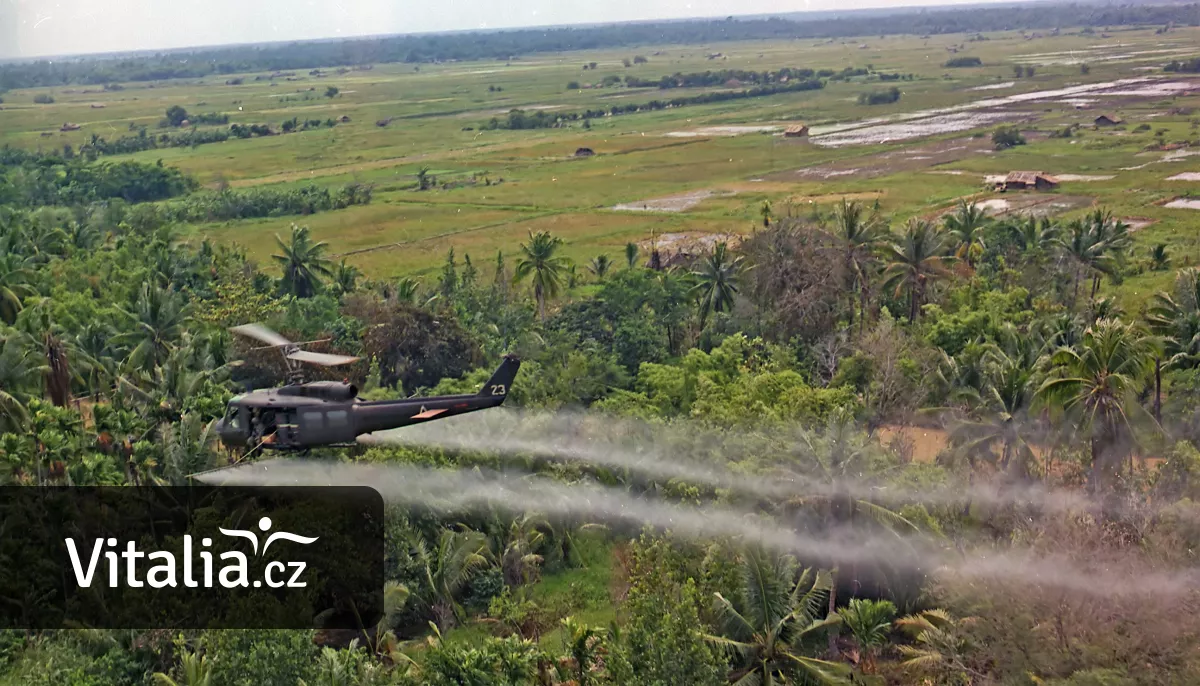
[1,139,1200,685]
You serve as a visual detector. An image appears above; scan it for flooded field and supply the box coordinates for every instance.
[770,137,994,181]
[811,111,1022,147]
[807,77,1200,148]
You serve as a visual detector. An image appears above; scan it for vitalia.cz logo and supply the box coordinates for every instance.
[2,486,383,629]
[65,516,319,590]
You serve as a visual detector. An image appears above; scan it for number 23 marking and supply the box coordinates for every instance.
[490,385,506,396]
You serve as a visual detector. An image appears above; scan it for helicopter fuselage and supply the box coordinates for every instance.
[215,356,519,450]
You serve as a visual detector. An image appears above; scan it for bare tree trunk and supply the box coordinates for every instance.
[827,567,840,658]
[1155,358,1162,424]
[859,287,868,337]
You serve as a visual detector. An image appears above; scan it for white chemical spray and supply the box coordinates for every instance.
[198,459,1199,599]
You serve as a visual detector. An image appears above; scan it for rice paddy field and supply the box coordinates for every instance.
[4,25,1200,305]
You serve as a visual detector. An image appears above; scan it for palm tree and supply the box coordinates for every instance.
[495,513,550,587]
[330,259,361,296]
[272,224,333,298]
[588,254,612,281]
[785,415,920,629]
[837,598,896,672]
[161,414,220,485]
[0,249,36,325]
[1006,215,1060,254]
[690,242,743,328]
[948,347,1043,478]
[394,277,422,304]
[0,334,47,432]
[894,610,980,683]
[115,282,191,374]
[882,219,956,322]
[1145,268,1200,422]
[1038,318,1156,492]
[414,528,491,629]
[559,617,605,686]
[942,200,990,267]
[827,199,888,335]
[152,649,211,686]
[513,231,569,321]
[703,548,850,686]
[1149,244,1171,271]
[624,242,639,269]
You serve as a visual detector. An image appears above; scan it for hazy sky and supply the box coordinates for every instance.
[3,0,1000,59]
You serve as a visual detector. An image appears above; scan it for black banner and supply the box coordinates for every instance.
[0,486,384,629]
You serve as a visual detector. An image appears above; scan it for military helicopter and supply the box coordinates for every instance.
[214,323,520,452]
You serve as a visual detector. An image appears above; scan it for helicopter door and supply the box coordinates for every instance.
[276,409,299,446]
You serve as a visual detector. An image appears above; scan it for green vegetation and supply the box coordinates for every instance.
[857,86,902,105]
[3,12,1200,686]
[944,56,983,68]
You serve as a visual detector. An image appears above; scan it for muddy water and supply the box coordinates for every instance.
[809,77,1198,148]
[813,111,1020,147]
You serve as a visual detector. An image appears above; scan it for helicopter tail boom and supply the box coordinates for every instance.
[480,355,520,399]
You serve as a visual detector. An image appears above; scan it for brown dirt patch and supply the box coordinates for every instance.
[637,231,741,254]
[612,189,736,213]
[931,193,1095,220]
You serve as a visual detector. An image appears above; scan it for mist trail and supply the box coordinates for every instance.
[362,408,1100,515]
[198,459,1200,599]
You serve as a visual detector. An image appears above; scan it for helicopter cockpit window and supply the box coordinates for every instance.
[226,406,241,430]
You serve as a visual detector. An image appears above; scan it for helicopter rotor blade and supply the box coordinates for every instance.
[287,350,361,367]
[230,323,292,348]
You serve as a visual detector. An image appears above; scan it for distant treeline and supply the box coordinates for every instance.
[0,146,370,221]
[618,66,907,90]
[151,183,373,223]
[4,3,1200,88]
[1164,57,1200,73]
[0,147,196,206]
[486,77,824,130]
[75,118,341,159]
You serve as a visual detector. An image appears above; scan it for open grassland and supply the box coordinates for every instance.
[5,27,1200,293]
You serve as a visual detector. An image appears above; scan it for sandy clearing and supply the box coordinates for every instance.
[969,81,1016,91]
[1166,199,1200,210]
[612,189,734,212]
[638,232,740,254]
[1055,174,1115,181]
[1163,149,1200,162]
[1168,173,1200,181]
[1125,218,1156,231]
